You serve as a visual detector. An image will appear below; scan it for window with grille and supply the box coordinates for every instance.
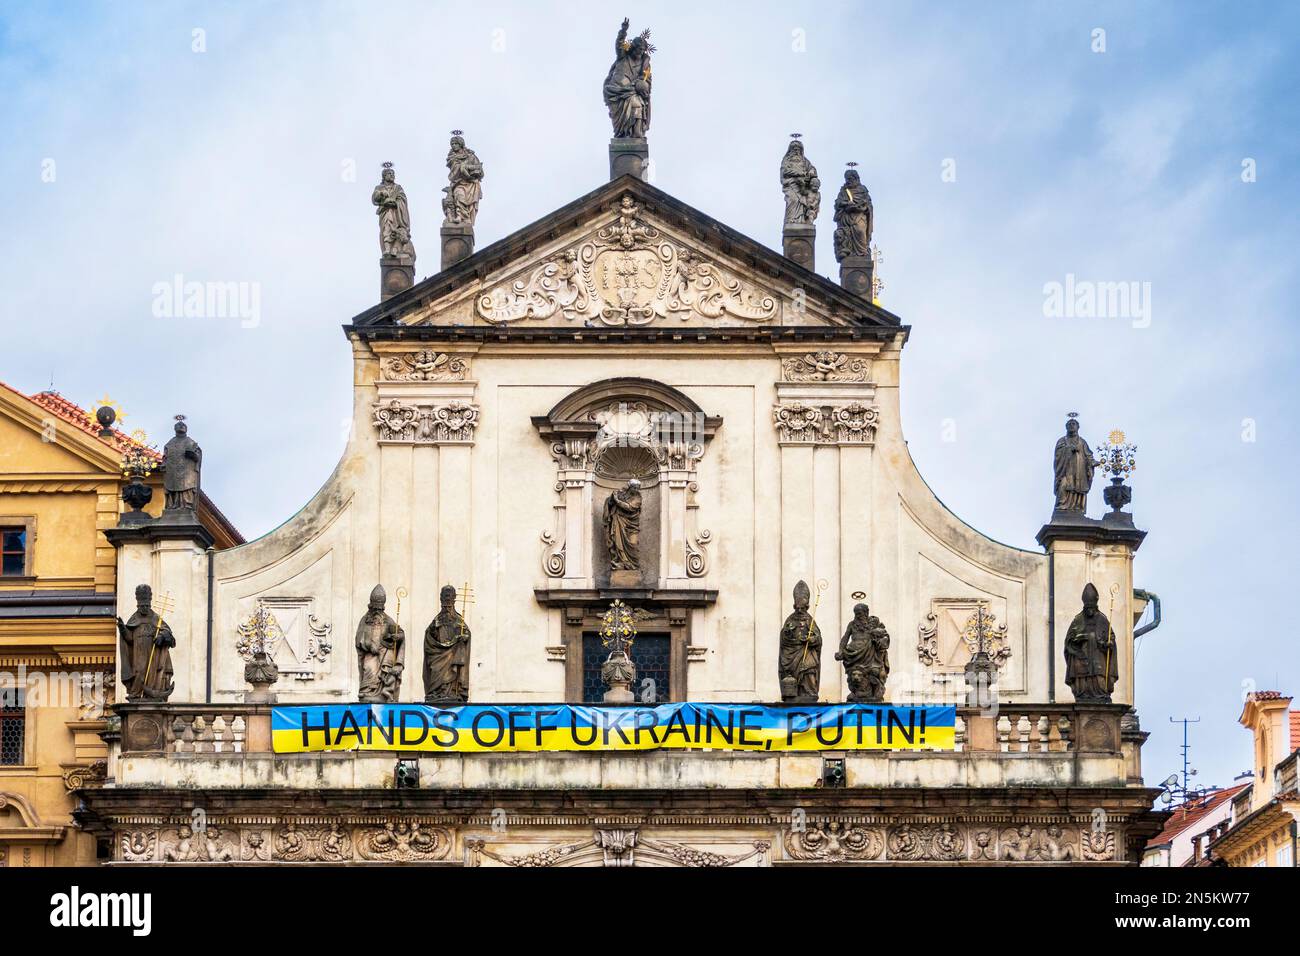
[1,527,27,576]
[0,689,24,765]
[581,633,671,704]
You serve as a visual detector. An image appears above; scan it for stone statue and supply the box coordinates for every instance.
[116,584,175,701]
[603,479,642,572]
[423,585,470,703]
[355,585,404,703]
[1053,415,1097,514]
[441,135,484,227]
[603,18,654,138]
[781,140,820,225]
[832,169,873,261]
[836,602,890,703]
[161,418,201,513]
[372,163,415,260]
[1063,583,1117,703]
[779,580,822,703]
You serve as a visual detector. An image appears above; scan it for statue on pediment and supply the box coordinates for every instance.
[161,417,201,514]
[604,479,643,572]
[779,580,822,703]
[1052,414,1097,514]
[356,585,404,703]
[604,18,654,138]
[837,602,890,703]
[424,585,470,703]
[1063,583,1117,703]
[372,163,415,260]
[441,134,483,227]
[781,139,821,225]
[832,168,873,261]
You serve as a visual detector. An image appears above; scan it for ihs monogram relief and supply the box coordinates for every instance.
[476,196,778,326]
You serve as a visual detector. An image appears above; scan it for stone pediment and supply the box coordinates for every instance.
[349,176,902,333]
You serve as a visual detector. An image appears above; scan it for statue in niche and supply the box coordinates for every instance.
[1063,583,1117,703]
[603,479,643,572]
[424,585,471,703]
[116,584,175,701]
[781,139,821,225]
[832,168,873,261]
[836,602,890,703]
[779,580,822,703]
[356,585,405,703]
[372,162,415,260]
[441,134,484,226]
[161,416,201,514]
[1053,414,1097,514]
[603,18,654,138]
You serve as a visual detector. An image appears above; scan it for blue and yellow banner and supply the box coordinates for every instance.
[271,702,956,753]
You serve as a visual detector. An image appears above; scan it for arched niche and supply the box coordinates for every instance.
[531,378,721,586]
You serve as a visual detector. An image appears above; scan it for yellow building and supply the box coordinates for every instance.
[0,382,240,866]
[1208,691,1300,867]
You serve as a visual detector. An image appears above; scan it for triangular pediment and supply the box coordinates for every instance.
[349,177,903,333]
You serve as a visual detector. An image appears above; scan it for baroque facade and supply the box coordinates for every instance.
[73,29,1163,863]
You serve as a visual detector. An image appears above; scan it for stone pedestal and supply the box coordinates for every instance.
[782,223,816,272]
[838,255,874,299]
[380,255,415,300]
[609,569,642,589]
[440,223,474,271]
[609,137,649,180]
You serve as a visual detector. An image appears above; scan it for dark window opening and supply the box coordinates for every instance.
[581,633,671,704]
[0,689,25,765]
[1,528,26,576]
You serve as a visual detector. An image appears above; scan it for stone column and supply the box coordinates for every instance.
[440,223,474,270]
[782,223,816,272]
[106,519,215,704]
[1036,522,1145,706]
[610,138,649,180]
[839,256,874,299]
[380,255,415,300]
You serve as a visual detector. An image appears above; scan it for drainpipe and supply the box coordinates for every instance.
[205,547,215,703]
[1133,589,1161,638]
[1046,553,1055,703]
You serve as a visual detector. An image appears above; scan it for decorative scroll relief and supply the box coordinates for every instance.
[379,350,469,382]
[476,196,779,327]
[466,829,769,867]
[781,350,870,383]
[117,820,452,863]
[917,600,1011,672]
[773,402,879,445]
[373,399,479,444]
[783,819,1119,863]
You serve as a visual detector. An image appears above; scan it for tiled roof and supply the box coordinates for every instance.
[1146,783,1250,847]
[15,386,160,460]
[1247,690,1290,702]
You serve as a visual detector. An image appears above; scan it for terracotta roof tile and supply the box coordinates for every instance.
[1146,783,1250,847]
[22,388,160,460]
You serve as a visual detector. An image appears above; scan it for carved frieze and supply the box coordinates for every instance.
[773,401,879,445]
[373,399,479,444]
[781,350,870,383]
[380,350,469,382]
[782,818,1108,863]
[476,196,778,327]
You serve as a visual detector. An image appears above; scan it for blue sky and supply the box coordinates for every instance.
[1,1,1297,792]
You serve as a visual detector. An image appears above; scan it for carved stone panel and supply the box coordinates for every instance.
[372,399,479,445]
[773,402,879,445]
[476,197,779,327]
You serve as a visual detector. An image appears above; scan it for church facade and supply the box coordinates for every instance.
[76,22,1162,866]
